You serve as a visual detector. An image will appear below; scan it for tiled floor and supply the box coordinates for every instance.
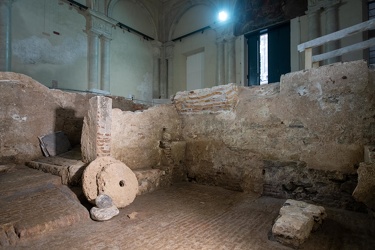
[1,165,375,250]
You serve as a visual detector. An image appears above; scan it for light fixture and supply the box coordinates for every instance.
[218,11,229,22]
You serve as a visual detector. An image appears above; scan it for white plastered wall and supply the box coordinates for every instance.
[110,0,155,100]
[171,4,218,94]
[12,0,88,91]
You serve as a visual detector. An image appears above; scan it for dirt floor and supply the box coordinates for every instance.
[1,165,375,250]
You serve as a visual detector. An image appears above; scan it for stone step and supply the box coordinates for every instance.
[0,165,90,247]
[27,152,168,195]
[26,156,86,186]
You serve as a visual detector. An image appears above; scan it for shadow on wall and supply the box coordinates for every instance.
[39,108,85,157]
[54,107,84,147]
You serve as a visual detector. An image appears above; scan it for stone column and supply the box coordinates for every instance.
[217,39,225,85]
[100,35,111,92]
[165,41,174,98]
[226,37,236,84]
[152,41,161,99]
[0,0,12,71]
[325,2,340,64]
[88,30,100,91]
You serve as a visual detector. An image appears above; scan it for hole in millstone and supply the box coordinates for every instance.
[119,180,125,187]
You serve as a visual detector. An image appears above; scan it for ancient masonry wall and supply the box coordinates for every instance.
[81,96,112,163]
[0,72,144,164]
[173,60,375,210]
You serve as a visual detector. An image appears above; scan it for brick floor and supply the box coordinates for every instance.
[1,166,375,249]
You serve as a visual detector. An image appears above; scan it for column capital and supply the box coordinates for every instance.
[164,41,175,59]
[213,22,235,42]
[151,41,162,58]
[85,10,116,38]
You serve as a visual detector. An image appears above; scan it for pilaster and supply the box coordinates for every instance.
[0,0,12,71]
[85,10,115,92]
[152,41,162,99]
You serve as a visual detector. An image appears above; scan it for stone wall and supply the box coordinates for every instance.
[111,105,183,171]
[173,60,375,209]
[0,73,143,164]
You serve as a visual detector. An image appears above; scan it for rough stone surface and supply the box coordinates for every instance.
[280,199,326,230]
[134,168,165,195]
[352,162,375,212]
[174,61,375,210]
[95,194,114,209]
[0,73,91,164]
[82,156,138,208]
[263,160,364,210]
[90,205,119,221]
[26,147,86,186]
[272,213,314,247]
[0,73,142,164]
[173,83,239,113]
[81,96,112,163]
[272,199,326,247]
[110,105,182,170]
[364,145,375,163]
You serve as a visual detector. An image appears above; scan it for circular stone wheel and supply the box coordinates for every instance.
[82,156,139,208]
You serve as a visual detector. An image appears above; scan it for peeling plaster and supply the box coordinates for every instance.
[13,35,86,65]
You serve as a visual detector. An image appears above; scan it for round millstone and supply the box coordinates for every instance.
[82,156,139,208]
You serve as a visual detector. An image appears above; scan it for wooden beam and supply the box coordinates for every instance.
[298,19,375,52]
[312,37,375,62]
[304,48,313,69]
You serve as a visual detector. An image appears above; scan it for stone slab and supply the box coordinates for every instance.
[272,199,326,247]
[39,131,72,157]
[26,149,87,186]
[352,162,375,211]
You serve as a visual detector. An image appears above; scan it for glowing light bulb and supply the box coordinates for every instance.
[218,11,228,22]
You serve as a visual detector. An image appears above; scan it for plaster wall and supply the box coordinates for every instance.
[110,28,153,100]
[11,0,88,91]
[171,2,219,93]
[10,0,157,101]
[172,30,217,94]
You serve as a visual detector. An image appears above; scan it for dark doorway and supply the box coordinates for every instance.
[246,22,291,86]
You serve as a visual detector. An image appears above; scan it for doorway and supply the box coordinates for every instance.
[186,51,204,91]
[246,22,291,86]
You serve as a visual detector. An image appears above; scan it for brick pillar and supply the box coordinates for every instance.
[81,96,112,163]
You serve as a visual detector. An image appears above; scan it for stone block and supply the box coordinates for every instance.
[272,213,314,247]
[272,199,326,247]
[364,146,375,163]
[352,162,375,211]
[134,169,165,195]
[81,96,112,163]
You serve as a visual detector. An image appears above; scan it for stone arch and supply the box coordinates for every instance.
[107,0,158,40]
